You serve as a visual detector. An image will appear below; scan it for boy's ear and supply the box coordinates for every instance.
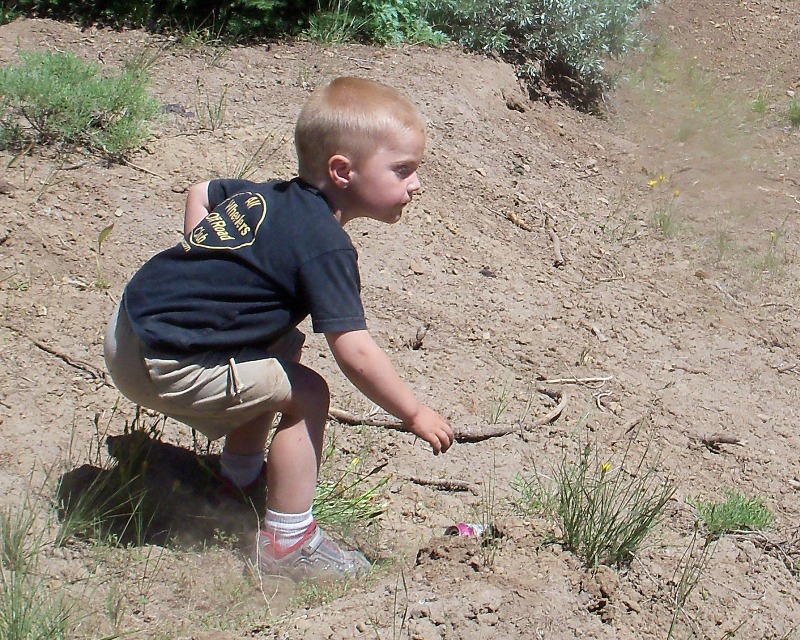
[327,155,352,189]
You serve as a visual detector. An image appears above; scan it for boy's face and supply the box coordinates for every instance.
[344,127,425,224]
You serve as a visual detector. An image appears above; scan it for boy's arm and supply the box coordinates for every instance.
[183,181,212,234]
[325,329,454,454]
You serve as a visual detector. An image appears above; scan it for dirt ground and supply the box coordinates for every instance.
[0,0,799,637]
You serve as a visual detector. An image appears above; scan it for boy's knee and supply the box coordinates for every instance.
[284,363,329,407]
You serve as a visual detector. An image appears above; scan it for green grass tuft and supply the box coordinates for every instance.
[787,98,800,127]
[513,437,675,567]
[0,49,160,159]
[690,489,774,538]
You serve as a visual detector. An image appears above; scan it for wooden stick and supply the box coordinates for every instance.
[534,389,568,426]
[328,408,401,428]
[403,476,479,494]
[328,388,568,444]
[610,412,649,445]
[538,375,613,385]
[701,433,747,452]
[670,362,708,375]
[3,323,111,385]
[713,281,746,307]
[545,213,565,267]
[123,158,167,180]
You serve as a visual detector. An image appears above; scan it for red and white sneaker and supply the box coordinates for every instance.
[251,521,370,581]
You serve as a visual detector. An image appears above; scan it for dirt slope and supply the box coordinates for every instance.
[0,0,798,637]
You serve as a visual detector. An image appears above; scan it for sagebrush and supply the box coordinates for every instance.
[0,50,160,158]
[3,0,652,104]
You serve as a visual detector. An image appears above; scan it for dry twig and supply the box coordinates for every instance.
[402,476,479,494]
[610,412,649,445]
[713,281,746,307]
[3,323,111,385]
[538,375,613,385]
[329,388,568,443]
[123,158,167,180]
[700,433,747,453]
[544,213,565,267]
[670,362,708,375]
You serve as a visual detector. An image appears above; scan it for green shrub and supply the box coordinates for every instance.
[306,1,370,44]
[513,439,675,567]
[690,489,774,538]
[0,4,24,25]
[6,0,313,35]
[356,0,446,44]
[5,0,651,105]
[0,50,160,159]
[788,98,800,127]
[313,449,387,533]
[423,0,651,104]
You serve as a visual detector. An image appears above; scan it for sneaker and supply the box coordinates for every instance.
[252,521,370,581]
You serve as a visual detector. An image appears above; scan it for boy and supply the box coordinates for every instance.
[104,77,454,581]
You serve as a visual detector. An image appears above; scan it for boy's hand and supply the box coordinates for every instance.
[404,405,454,455]
[326,330,455,455]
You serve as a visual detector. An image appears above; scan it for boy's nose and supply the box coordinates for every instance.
[408,173,421,193]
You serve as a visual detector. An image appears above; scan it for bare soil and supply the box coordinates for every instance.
[0,0,799,637]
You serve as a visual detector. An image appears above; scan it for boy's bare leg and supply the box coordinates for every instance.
[220,347,303,487]
[223,413,275,456]
[265,362,329,513]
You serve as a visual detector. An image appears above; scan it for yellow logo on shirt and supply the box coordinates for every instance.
[187,191,267,250]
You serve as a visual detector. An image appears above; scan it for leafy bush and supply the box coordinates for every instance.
[513,439,675,567]
[690,489,774,538]
[355,0,446,44]
[0,50,160,158]
[1,0,313,34]
[2,0,652,105]
[788,98,800,127]
[423,0,651,104]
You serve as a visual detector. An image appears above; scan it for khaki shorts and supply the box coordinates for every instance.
[104,301,304,441]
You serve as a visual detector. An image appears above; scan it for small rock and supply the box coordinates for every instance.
[409,261,426,275]
[595,565,620,598]
[477,612,499,626]
[623,597,642,613]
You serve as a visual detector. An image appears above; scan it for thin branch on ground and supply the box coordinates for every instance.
[123,158,167,180]
[329,388,568,443]
[538,375,613,385]
[3,322,111,385]
[713,281,746,307]
[700,433,747,453]
[402,476,479,494]
[544,212,565,267]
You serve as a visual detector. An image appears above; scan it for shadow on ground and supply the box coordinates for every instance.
[56,431,265,548]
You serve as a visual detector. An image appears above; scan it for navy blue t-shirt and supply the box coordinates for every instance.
[123,178,367,353]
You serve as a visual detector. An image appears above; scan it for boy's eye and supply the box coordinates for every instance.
[395,165,416,178]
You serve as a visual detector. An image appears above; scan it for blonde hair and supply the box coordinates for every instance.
[295,77,425,186]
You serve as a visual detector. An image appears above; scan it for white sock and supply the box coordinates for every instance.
[264,507,314,549]
[220,450,264,488]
